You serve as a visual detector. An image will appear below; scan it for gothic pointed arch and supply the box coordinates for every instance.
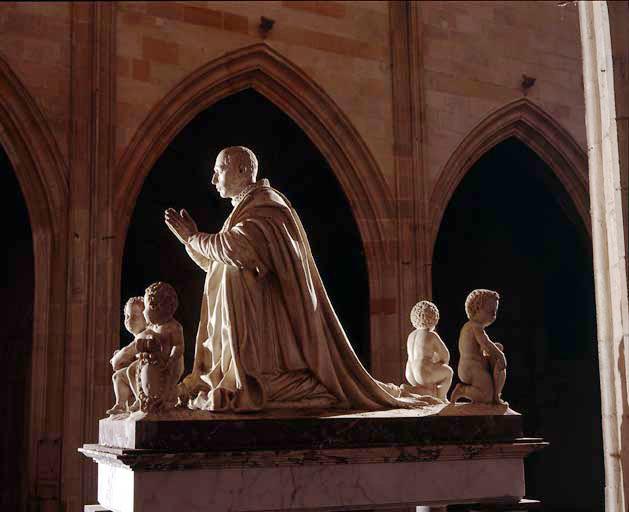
[0,56,68,236]
[0,53,68,500]
[115,44,394,263]
[113,44,395,357]
[428,98,589,260]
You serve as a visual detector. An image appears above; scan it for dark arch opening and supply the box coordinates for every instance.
[0,145,33,509]
[432,138,603,510]
[121,88,370,375]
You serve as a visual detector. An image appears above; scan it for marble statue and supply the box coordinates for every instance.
[450,289,508,406]
[164,146,438,412]
[401,300,453,402]
[107,296,146,415]
[134,282,185,413]
[107,283,184,416]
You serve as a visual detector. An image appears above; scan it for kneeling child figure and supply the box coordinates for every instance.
[403,300,453,402]
[451,289,507,406]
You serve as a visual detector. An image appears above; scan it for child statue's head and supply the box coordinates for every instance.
[143,282,178,325]
[124,296,146,335]
[410,300,439,331]
[465,289,500,326]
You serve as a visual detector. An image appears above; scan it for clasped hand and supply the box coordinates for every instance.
[165,208,198,244]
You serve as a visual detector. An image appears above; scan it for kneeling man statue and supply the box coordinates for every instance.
[165,146,435,412]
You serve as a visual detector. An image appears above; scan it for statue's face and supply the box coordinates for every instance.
[478,296,499,326]
[211,152,247,198]
[143,292,161,325]
[143,305,164,326]
[124,303,146,335]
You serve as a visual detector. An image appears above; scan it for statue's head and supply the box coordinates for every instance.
[410,300,439,330]
[212,146,258,198]
[143,282,178,325]
[124,296,146,335]
[464,289,500,326]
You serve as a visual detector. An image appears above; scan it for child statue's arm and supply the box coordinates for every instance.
[167,322,185,363]
[111,340,138,370]
[472,325,506,369]
[405,332,415,385]
[431,332,450,365]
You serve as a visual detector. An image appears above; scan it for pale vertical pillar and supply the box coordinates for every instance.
[63,3,117,509]
[579,2,629,511]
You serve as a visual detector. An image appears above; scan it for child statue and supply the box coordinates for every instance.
[133,281,185,413]
[401,300,453,402]
[107,296,146,415]
[450,289,508,406]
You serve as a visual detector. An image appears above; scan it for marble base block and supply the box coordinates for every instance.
[96,456,524,512]
[81,405,546,512]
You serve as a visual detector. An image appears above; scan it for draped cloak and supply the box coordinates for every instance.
[181,179,434,411]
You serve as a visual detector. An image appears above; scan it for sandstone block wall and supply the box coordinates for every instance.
[0,2,71,163]
[115,1,395,188]
[421,0,585,192]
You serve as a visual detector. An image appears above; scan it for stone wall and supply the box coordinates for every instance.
[114,1,395,187]
[421,0,585,202]
[0,2,71,163]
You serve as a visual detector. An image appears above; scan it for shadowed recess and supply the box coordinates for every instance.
[121,88,370,374]
[1,145,33,510]
[432,138,602,511]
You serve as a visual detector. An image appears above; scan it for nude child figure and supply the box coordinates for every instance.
[107,296,146,415]
[451,289,507,405]
[132,281,185,412]
[403,300,453,402]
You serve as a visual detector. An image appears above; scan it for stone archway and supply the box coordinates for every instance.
[432,137,602,509]
[113,44,395,373]
[0,54,68,506]
[428,98,589,264]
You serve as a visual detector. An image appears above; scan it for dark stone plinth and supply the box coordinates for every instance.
[81,437,546,472]
[98,403,523,451]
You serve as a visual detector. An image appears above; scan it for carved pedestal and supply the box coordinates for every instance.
[80,405,545,512]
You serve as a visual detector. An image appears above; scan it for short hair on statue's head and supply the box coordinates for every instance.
[144,282,178,321]
[125,296,144,311]
[464,289,500,320]
[219,146,258,180]
[410,300,440,330]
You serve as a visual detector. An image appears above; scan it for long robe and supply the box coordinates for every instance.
[181,179,434,411]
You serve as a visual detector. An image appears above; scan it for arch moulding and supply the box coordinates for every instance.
[0,53,69,501]
[113,43,397,364]
[428,98,590,261]
[115,43,395,256]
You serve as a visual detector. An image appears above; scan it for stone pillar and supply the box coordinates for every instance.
[578,2,629,511]
[389,1,430,381]
[63,3,117,509]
